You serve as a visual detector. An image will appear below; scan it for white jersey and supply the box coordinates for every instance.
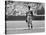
[27,13,32,23]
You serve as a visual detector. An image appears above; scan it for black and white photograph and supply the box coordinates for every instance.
[5,0,45,34]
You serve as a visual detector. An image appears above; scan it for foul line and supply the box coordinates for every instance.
[6,27,45,30]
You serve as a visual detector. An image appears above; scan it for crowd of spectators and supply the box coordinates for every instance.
[5,1,45,16]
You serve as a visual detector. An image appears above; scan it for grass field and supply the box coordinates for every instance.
[6,20,45,34]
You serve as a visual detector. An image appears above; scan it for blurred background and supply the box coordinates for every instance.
[5,1,45,20]
[5,1,45,34]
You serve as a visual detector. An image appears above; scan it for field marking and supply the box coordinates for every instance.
[6,20,44,22]
[6,27,44,30]
[6,21,45,24]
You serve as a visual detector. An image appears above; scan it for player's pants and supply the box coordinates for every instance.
[26,17,32,29]
[28,22,32,28]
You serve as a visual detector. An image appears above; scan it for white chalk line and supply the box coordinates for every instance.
[6,27,45,30]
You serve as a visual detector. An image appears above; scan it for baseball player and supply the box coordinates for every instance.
[26,11,33,29]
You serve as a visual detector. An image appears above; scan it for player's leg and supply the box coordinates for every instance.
[31,22,33,29]
[30,18,33,29]
[28,22,30,29]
